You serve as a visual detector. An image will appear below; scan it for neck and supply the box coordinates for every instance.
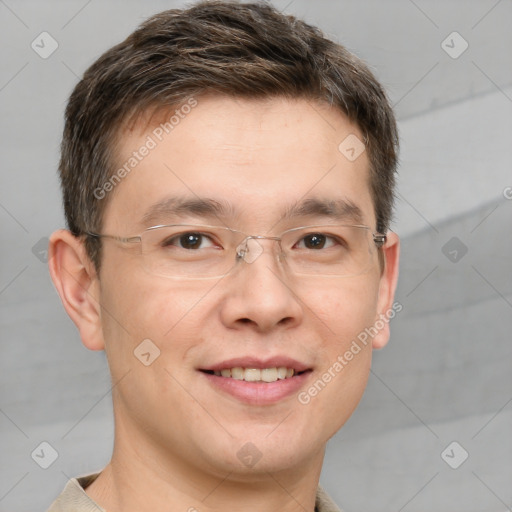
[85,416,324,512]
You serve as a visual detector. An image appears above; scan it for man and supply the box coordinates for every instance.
[47,1,399,511]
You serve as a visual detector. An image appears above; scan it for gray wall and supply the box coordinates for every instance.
[1,1,511,511]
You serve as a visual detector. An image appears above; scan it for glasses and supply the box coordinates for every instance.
[86,224,386,279]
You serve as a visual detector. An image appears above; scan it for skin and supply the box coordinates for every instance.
[49,96,399,512]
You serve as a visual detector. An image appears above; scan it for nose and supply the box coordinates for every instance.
[219,238,303,333]
[236,236,280,264]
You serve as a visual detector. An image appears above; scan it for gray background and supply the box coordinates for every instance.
[1,0,511,511]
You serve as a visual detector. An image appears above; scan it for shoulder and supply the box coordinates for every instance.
[316,485,343,512]
[46,473,104,512]
[48,474,342,512]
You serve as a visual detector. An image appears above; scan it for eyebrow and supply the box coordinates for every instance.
[141,196,234,226]
[140,195,364,227]
[282,197,364,225]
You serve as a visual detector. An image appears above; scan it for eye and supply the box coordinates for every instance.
[296,233,337,250]
[162,232,216,250]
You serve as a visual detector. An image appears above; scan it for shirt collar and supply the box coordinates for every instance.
[47,473,342,512]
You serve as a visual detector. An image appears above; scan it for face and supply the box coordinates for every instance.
[91,96,398,479]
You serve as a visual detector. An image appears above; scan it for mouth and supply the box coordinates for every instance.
[200,367,308,382]
[198,357,313,405]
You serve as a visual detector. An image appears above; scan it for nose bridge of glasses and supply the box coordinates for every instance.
[236,235,283,264]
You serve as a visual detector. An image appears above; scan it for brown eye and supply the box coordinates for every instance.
[179,233,202,249]
[163,232,214,250]
[297,233,339,250]
[303,234,327,249]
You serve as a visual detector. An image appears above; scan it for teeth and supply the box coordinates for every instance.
[212,367,296,382]
[231,367,244,380]
[277,367,287,380]
[244,369,261,382]
[261,368,277,382]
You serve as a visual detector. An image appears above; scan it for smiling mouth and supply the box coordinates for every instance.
[200,367,311,383]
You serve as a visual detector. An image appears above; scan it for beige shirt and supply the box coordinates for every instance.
[47,472,342,512]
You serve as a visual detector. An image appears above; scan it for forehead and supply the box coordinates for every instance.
[103,95,374,232]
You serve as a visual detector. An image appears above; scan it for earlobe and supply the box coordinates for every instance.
[372,231,400,350]
[48,229,105,351]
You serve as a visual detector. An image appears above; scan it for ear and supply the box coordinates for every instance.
[372,231,400,349]
[48,229,105,351]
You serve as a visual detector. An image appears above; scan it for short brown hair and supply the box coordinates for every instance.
[59,0,399,271]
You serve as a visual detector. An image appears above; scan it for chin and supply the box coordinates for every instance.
[203,430,321,477]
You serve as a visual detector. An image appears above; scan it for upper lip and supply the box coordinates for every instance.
[200,356,311,373]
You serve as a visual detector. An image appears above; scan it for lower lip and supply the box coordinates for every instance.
[200,371,312,405]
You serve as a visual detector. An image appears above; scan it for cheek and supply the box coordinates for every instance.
[296,277,379,415]
[99,262,213,363]
[301,275,381,344]
[299,282,379,438]
[98,268,209,418]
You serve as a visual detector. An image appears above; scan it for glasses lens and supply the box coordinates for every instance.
[140,225,242,278]
[281,225,374,277]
